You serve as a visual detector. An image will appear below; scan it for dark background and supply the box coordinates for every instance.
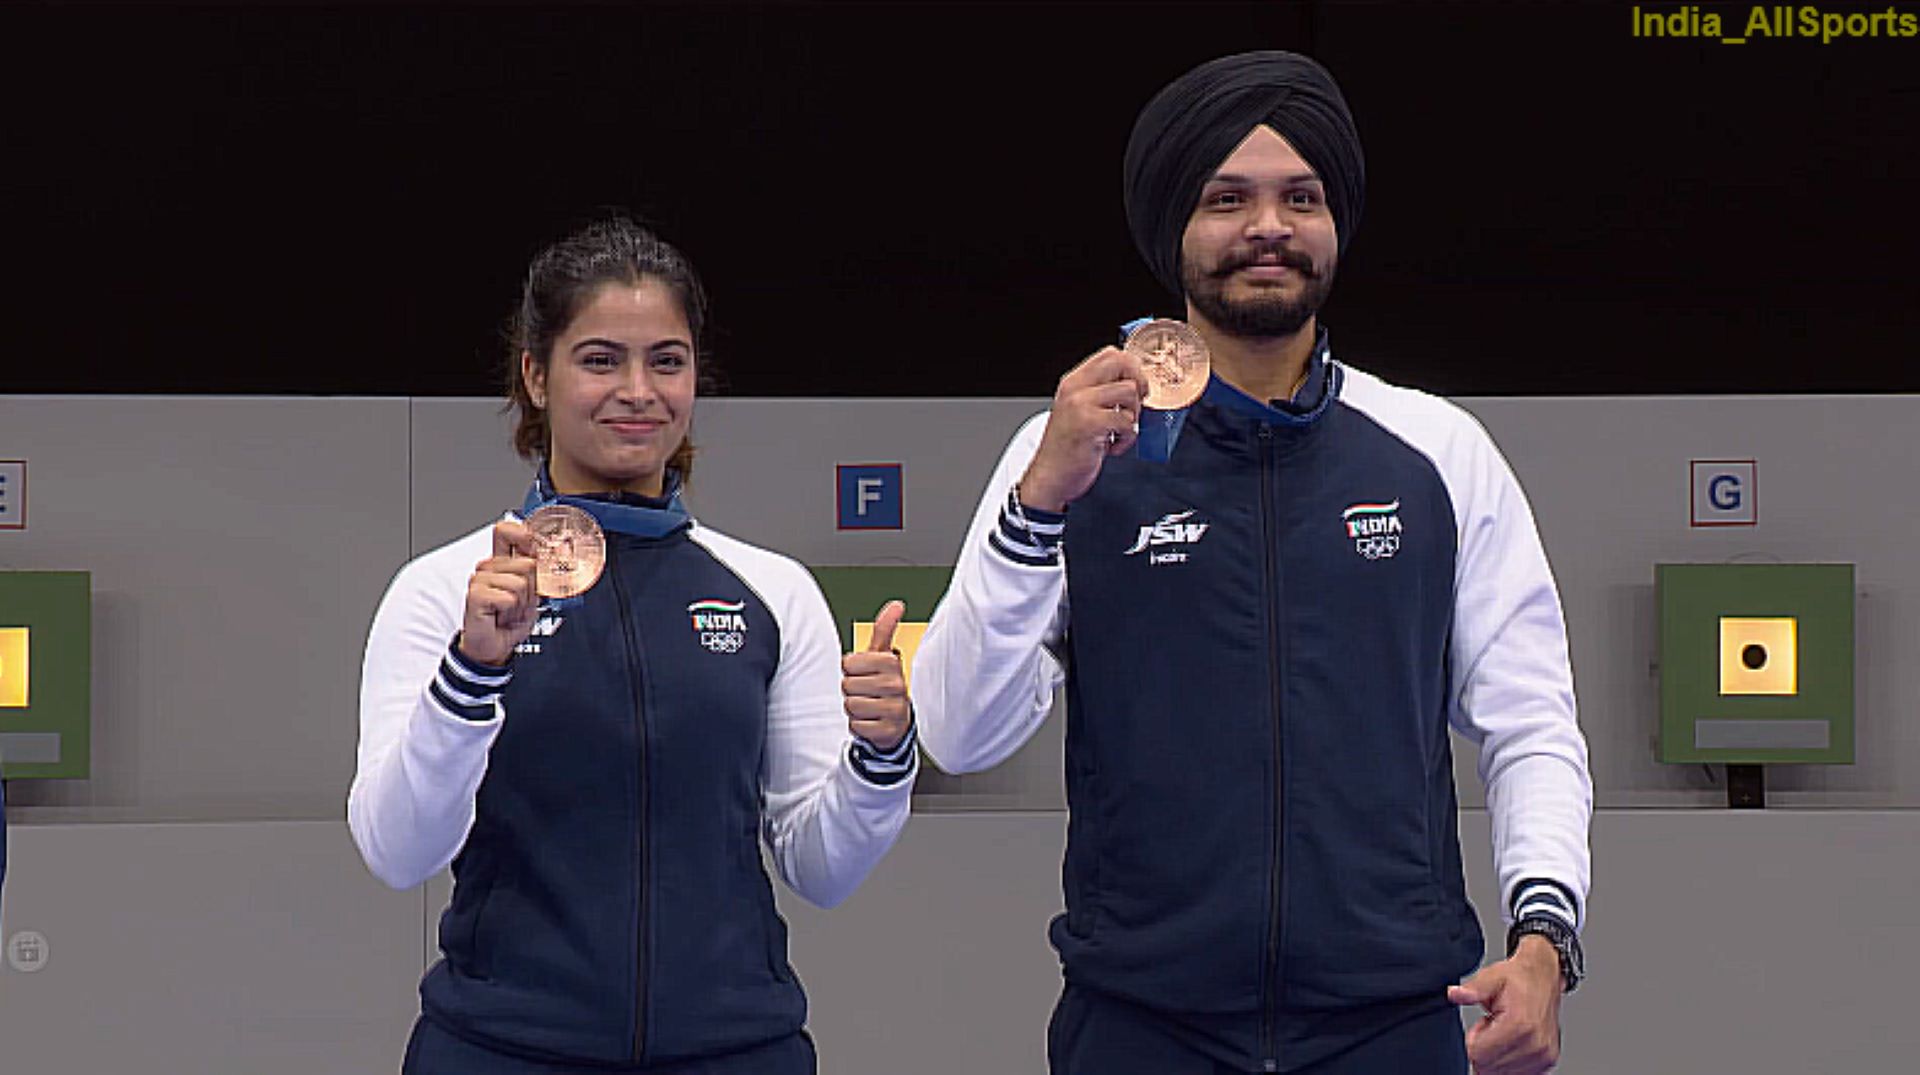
[5,1,1916,397]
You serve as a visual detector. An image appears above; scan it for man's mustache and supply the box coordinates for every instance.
[1210,245,1319,279]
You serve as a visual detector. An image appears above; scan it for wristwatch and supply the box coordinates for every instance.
[1507,915,1585,994]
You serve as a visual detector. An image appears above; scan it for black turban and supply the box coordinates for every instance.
[1123,50,1365,297]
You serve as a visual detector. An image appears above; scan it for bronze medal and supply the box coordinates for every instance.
[526,504,606,599]
[1125,319,1211,411]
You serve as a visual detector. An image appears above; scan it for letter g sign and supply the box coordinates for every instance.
[1691,460,1757,527]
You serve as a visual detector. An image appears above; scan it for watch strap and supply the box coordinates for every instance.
[1508,914,1584,994]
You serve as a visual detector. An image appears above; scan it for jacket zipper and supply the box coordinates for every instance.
[610,555,651,1063]
[1258,425,1285,1073]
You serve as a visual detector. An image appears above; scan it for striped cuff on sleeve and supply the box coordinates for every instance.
[1511,877,1580,932]
[986,485,1067,567]
[849,720,919,787]
[428,636,513,723]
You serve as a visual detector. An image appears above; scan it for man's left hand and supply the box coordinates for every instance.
[1447,935,1563,1074]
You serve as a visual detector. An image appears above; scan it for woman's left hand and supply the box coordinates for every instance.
[841,600,911,751]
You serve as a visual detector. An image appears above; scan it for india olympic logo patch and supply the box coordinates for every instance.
[688,599,749,654]
[1342,500,1403,560]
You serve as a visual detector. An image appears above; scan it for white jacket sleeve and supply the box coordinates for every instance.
[911,413,1071,775]
[757,556,915,909]
[347,537,506,892]
[1446,427,1594,930]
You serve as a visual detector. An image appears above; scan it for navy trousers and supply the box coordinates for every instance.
[1048,984,1470,1075]
[402,1016,815,1075]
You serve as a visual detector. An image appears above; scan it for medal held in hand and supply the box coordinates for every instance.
[1125,319,1210,410]
[527,504,606,599]
[1122,318,1210,462]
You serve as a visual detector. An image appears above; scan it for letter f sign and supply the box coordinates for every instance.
[837,464,904,530]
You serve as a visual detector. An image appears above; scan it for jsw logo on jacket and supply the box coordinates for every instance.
[1122,509,1212,562]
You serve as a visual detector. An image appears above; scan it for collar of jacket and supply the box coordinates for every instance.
[1187,326,1341,451]
[519,462,693,539]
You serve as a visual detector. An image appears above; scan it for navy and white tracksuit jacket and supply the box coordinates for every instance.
[350,487,915,1068]
[914,335,1592,1071]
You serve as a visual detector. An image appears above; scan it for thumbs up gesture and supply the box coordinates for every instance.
[840,600,911,751]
